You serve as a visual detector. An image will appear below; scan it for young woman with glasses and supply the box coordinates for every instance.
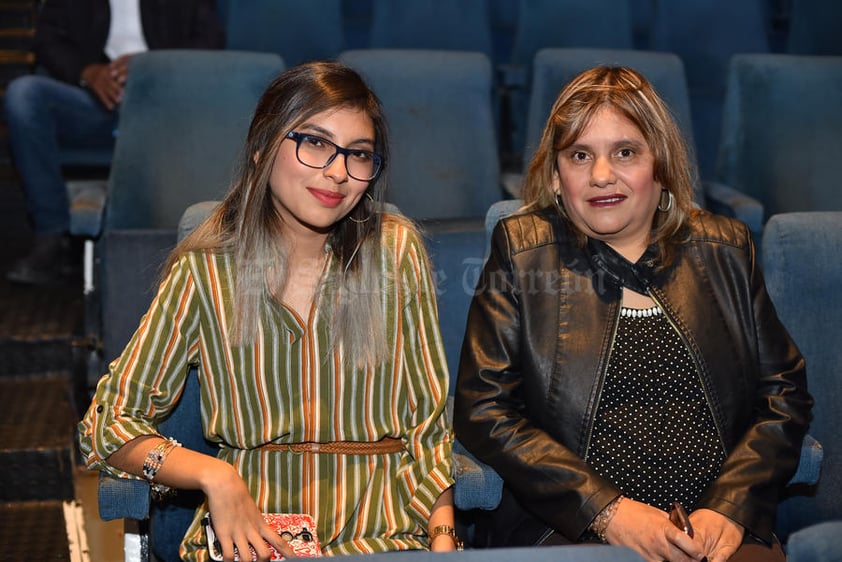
[79,61,458,560]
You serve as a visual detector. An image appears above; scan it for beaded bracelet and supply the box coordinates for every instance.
[142,437,181,498]
[591,495,624,543]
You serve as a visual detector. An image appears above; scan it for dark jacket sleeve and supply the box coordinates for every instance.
[33,0,110,84]
[454,222,620,541]
[694,224,813,542]
[140,0,225,51]
[33,0,224,85]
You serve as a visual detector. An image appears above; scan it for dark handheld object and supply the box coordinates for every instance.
[669,501,694,538]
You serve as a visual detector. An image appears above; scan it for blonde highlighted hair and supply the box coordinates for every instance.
[522,65,699,266]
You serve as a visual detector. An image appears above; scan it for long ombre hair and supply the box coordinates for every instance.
[522,66,699,267]
[163,62,392,368]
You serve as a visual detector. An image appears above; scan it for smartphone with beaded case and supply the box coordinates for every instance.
[203,513,322,560]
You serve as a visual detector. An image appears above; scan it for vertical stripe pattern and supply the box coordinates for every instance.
[78,220,454,560]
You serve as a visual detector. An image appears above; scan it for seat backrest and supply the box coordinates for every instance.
[339,49,501,221]
[150,366,217,562]
[509,0,634,68]
[104,50,285,230]
[762,211,842,539]
[137,202,224,562]
[222,0,344,65]
[716,54,842,221]
[484,199,525,249]
[523,48,703,205]
[505,3,634,175]
[648,0,769,178]
[423,224,487,389]
[367,0,493,59]
[785,0,842,55]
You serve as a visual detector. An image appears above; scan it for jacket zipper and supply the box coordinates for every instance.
[582,303,622,461]
[649,291,729,456]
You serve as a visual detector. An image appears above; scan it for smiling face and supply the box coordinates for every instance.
[268,106,374,240]
[553,105,662,260]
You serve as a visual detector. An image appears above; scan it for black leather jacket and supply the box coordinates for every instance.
[454,206,812,544]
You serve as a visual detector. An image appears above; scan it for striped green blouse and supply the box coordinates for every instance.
[78,219,454,559]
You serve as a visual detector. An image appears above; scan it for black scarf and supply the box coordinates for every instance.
[586,237,660,296]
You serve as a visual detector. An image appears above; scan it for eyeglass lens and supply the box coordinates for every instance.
[293,133,381,181]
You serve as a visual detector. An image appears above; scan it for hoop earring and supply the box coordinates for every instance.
[348,192,375,224]
[658,190,674,212]
[553,192,565,216]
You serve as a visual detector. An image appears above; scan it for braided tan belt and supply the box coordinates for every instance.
[260,437,403,455]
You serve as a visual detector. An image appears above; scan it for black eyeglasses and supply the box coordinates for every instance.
[285,131,383,181]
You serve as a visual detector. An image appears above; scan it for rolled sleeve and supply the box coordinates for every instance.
[78,256,200,477]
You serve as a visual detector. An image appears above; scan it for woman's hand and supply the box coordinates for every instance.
[689,509,744,562]
[201,461,296,562]
[604,498,707,562]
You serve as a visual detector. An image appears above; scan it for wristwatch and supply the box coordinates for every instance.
[430,524,464,550]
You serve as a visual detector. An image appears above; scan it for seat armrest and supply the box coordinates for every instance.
[501,172,523,199]
[702,180,764,236]
[95,436,818,524]
[67,180,108,238]
[98,472,151,521]
[788,434,823,487]
[453,439,503,511]
[178,201,221,241]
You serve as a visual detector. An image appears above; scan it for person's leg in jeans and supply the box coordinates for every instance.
[5,72,117,284]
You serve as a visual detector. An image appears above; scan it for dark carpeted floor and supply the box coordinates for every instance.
[0,168,85,378]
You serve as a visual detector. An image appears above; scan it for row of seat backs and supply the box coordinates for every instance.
[106,47,842,235]
[217,0,842,66]
[98,48,500,234]
[210,0,841,179]
[63,0,840,179]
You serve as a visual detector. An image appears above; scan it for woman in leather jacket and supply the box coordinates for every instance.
[454,66,812,562]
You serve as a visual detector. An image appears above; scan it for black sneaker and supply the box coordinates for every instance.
[6,234,73,285]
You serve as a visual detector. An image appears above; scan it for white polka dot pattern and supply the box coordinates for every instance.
[586,306,725,511]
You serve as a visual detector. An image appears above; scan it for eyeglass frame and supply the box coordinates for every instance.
[284,131,384,181]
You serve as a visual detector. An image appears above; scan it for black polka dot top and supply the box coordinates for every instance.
[586,305,726,512]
